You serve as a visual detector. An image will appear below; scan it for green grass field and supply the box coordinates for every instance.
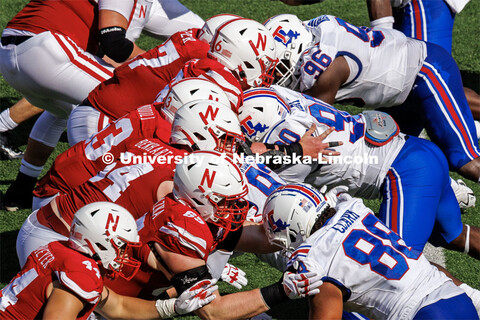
[1,0,479,319]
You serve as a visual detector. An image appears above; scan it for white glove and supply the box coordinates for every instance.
[282,271,322,299]
[174,279,218,315]
[221,263,248,289]
[320,185,349,207]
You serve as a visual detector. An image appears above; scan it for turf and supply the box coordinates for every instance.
[1,1,479,319]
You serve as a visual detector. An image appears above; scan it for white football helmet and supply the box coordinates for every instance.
[264,14,314,88]
[69,202,141,280]
[161,77,231,124]
[262,184,329,252]
[209,18,278,88]
[238,87,291,142]
[198,13,242,44]
[173,151,249,231]
[170,100,244,155]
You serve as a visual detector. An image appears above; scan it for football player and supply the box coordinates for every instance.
[1,0,204,211]
[262,183,479,319]
[264,14,480,185]
[66,14,244,145]
[103,151,323,318]
[239,86,480,261]
[0,201,217,319]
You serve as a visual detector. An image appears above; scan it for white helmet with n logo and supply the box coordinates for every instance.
[209,18,278,88]
[69,202,141,280]
[170,100,244,154]
[173,151,249,231]
[161,77,230,124]
[198,13,242,44]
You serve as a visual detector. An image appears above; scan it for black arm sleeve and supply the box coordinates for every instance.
[99,26,134,63]
[171,265,212,294]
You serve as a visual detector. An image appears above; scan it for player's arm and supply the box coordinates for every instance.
[308,282,343,319]
[98,7,145,63]
[43,282,86,320]
[367,0,395,28]
[150,243,272,319]
[304,56,350,105]
[95,286,164,319]
[234,221,281,254]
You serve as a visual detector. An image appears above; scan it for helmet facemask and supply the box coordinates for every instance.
[199,184,249,232]
[87,236,142,281]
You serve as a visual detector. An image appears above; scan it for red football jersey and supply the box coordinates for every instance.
[47,138,185,228]
[6,0,100,54]
[88,28,209,119]
[174,58,243,113]
[104,196,225,298]
[0,241,103,320]
[34,104,171,199]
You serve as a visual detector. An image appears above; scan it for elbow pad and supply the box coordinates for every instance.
[99,26,134,63]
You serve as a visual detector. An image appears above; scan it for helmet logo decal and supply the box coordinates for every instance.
[249,33,268,56]
[267,209,289,233]
[105,213,119,233]
[272,26,299,47]
[200,168,217,188]
[240,115,269,138]
[199,105,219,125]
[256,33,268,52]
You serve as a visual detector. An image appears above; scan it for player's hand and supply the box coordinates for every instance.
[221,263,248,289]
[282,271,322,299]
[299,125,342,159]
[320,185,349,207]
[174,279,218,315]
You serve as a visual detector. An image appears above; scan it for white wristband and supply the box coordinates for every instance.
[155,298,177,319]
[370,16,394,29]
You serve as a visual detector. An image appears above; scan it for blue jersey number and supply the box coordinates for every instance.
[305,95,364,143]
[244,163,284,196]
[304,49,332,79]
[343,214,421,280]
[335,17,385,47]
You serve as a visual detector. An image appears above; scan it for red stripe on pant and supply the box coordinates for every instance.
[420,65,479,159]
[53,33,113,82]
[387,170,399,235]
[412,0,424,40]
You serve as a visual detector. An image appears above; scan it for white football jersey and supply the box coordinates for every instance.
[265,86,405,199]
[288,196,464,319]
[238,159,286,223]
[298,15,426,108]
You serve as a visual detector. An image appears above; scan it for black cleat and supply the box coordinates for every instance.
[0,132,23,160]
[2,172,37,211]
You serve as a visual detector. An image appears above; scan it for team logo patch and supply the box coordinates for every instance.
[267,209,290,233]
